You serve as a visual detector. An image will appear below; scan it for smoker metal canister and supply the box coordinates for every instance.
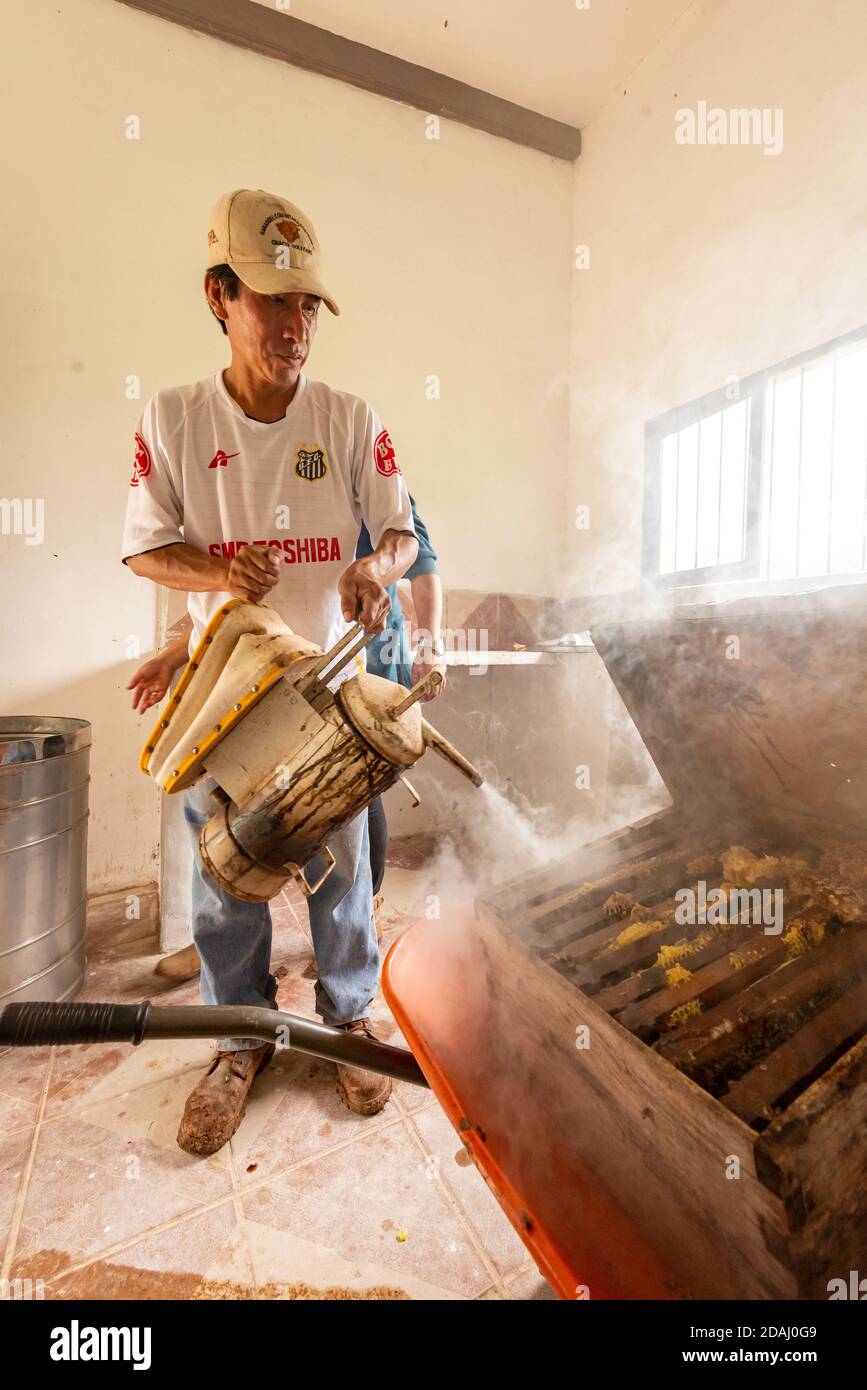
[199,674,424,902]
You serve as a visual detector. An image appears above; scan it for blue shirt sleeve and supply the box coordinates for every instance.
[405,495,438,579]
[355,520,373,561]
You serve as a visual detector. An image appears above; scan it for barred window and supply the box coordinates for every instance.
[643,327,867,586]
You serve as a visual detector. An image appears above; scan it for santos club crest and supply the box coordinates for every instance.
[374,429,400,476]
[295,446,327,482]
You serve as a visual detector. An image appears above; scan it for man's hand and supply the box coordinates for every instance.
[127,651,182,713]
[338,558,392,632]
[226,545,281,603]
[408,639,447,706]
[411,648,448,702]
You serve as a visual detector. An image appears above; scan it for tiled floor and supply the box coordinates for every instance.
[0,866,554,1300]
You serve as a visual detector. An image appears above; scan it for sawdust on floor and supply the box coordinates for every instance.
[195,1278,410,1300]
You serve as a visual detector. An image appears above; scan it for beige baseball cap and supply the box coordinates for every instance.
[206,188,340,315]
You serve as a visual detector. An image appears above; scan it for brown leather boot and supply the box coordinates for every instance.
[154,941,201,983]
[334,1018,393,1116]
[177,1042,274,1156]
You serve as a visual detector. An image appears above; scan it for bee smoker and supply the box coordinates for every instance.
[141,599,483,902]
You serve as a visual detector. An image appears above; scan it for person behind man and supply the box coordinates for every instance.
[121,188,418,1155]
[356,498,446,910]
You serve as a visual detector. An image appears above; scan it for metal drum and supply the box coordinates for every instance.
[0,718,91,1019]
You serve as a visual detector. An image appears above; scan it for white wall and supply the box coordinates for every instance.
[566,0,867,596]
[0,0,571,891]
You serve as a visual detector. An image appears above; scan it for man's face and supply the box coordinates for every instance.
[208,276,320,387]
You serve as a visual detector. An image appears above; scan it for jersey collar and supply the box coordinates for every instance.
[214,369,307,428]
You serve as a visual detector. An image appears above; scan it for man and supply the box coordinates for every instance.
[356,500,446,908]
[122,188,418,1155]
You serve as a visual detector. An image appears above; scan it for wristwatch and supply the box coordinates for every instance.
[416,636,446,660]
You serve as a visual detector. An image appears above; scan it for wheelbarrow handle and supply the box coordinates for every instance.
[0,1001,152,1047]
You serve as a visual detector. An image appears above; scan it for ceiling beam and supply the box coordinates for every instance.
[116,0,582,161]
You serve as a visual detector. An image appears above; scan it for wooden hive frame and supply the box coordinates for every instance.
[475,809,867,1299]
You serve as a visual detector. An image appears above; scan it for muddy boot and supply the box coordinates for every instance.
[334,1018,393,1116]
[177,1042,274,1156]
[154,942,201,983]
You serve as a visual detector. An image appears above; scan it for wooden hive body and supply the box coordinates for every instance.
[475,585,867,1299]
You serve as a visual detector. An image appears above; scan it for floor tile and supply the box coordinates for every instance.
[229,1049,399,1186]
[45,1202,247,1300]
[270,908,311,957]
[0,1128,34,1264]
[410,1106,529,1279]
[78,952,166,1004]
[379,867,433,920]
[273,969,318,1016]
[246,1121,491,1297]
[147,976,205,1007]
[0,1045,50,1134]
[392,1078,438,1113]
[12,1080,233,1284]
[243,1214,459,1299]
[43,1035,213,1121]
[507,1264,557,1300]
[367,993,406,1045]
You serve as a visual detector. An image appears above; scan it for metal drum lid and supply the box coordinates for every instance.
[338,673,425,767]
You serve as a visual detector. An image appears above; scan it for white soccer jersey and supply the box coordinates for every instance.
[121,370,415,668]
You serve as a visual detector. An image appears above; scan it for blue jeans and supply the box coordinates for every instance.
[183,778,379,1050]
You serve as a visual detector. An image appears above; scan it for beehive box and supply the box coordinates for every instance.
[475,585,867,1298]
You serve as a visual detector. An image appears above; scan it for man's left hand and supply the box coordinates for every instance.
[338,559,392,632]
[411,654,447,701]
